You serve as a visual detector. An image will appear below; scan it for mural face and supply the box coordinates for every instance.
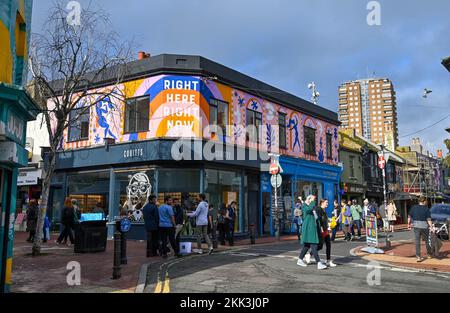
[61,74,339,166]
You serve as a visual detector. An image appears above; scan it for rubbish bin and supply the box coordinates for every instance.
[74,220,108,253]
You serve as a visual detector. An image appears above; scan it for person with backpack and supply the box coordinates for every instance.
[217,203,231,246]
[331,200,341,241]
[26,199,38,243]
[338,199,352,241]
[350,199,363,240]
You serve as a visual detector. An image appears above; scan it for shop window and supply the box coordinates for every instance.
[326,133,332,159]
[125,96,150,133]
[205,169,241,232]
[246,109,262,143]
[209,98,228,136]
[68,107,90,142]
[67,171,110,213]
[296,181,323,202]
[304,126,316,155]
[278,112,287,149]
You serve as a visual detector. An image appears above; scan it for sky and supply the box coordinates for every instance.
[30,0,450,154]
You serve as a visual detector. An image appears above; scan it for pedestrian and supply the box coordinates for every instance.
[72,199,81,222]
[296,195,327,270]
[362,199,370,229]
[339,199,352,241]
[331,200,341,241]
[173,198,185,248]
[207,204,214,235]
[217,203,232,245]
[188,194,214,254]
[143,195,160,257]
[350,199,363,240]
[293,197,303,240]
[56,197,75,245]
[43,214,51,243]
[317,199,337,267]
[387,200,398,233]
[26,199,38,243]
[228,201,237,246]
[158,196,181,259]
[408,197,433,262]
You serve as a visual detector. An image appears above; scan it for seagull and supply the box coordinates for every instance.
[423,88,432,98]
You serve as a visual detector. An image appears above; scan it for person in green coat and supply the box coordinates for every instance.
[296,195,327,270]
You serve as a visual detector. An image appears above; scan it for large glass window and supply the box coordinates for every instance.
[304,126,316,155]
[349,155,355,178]
[296,180,323,201]
[205,169,242,232]
[209,98,228,135]
[68,107,90,142]
[125,96,150,133]
[278,112,287,149]
[246,109,262,143]
[67,171,110,213]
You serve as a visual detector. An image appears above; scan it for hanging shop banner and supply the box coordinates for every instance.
[366,215,378,246]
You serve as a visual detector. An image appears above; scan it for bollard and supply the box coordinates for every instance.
[249,224,256,244]
[112,230,122,279]
[121,230,127,265]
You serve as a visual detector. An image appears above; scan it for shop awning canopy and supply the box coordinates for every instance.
[393,192,418,201]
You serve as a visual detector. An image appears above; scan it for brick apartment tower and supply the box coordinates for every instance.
[338,78,399,151]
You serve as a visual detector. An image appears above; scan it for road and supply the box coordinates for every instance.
[144,230,450,293]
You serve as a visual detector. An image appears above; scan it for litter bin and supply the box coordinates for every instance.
[74,220,108,253]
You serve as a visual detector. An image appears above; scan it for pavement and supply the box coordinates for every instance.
[10,224,450,293]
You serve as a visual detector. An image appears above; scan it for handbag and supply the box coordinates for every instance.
[321,230,329,238]
[330,217,337,230]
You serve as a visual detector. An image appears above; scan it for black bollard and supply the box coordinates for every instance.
[249,224,256,244]
[112,230,121,279]
[121,230,127,265]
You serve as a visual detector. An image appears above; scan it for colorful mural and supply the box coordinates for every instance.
[62,75,339,166]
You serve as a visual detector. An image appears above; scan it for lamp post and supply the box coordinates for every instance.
[378,145,391,248]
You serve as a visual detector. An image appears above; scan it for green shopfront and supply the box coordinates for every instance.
[50,139,266,239]
[0,84,39,292]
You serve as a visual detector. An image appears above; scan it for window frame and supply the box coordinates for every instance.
[326,133,333,160]
[246,109,262,143]
[303,126,316,156]
[209,98,229,136]
[124,95,150,134]
[67,107,90,143]
[278,112,287,149]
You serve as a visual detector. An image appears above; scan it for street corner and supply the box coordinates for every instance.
[353,241,450,274]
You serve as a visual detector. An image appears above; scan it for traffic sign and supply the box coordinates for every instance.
[271,174,282,188]
[120,218,132,233]
[269,163,279,175]
[378,156,386,169]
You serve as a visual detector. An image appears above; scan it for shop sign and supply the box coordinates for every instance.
[123,148,144,159]
[271,174,282,188]
[365,215,379,247]
[348,185,364,194]
[17,170,41,186]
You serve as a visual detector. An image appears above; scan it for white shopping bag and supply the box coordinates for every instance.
[179,242,192,254]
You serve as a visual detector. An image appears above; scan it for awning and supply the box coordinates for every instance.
[393,192,417,201]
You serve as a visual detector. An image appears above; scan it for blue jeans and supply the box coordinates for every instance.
[351,219,362,237]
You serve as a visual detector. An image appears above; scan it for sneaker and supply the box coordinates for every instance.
[327,261,337,267]
[416,257,423,262]
[305,253,311,264]
[317,262,327,270]
[297,259,307,267]
[427,255,433,259]
[197,250,204,254]
[208,248,213,255]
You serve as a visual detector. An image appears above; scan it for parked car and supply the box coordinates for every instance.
[430,204,450,240]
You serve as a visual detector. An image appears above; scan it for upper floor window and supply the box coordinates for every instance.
[246,109,262,143]
[326,133,333,159]
[125,96,150,133]
[209,98,228,135]
[68,107,90,142]
[278,112,287,149]
[304,126,316,155]
[349,155,355,177]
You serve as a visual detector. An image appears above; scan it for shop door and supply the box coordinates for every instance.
[248,191,259,235]
[48,186,63,228]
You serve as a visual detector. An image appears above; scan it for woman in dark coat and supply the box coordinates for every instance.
[296,195,327,270]
[26,199,39,242]
[56,197,75,245]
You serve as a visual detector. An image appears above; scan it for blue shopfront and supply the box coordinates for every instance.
[260,156,342,237]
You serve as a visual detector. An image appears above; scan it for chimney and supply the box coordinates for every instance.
[138,51,151,60]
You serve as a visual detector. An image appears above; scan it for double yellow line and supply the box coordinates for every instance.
[154,270,170,293]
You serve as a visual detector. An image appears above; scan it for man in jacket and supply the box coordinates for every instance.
[350,199,363,240]
[188,194,213,254]
[227,201,237,246]
[143,195,160,257]
[408,197,433,262]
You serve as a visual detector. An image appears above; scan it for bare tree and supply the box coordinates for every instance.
[28,1,133,255]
